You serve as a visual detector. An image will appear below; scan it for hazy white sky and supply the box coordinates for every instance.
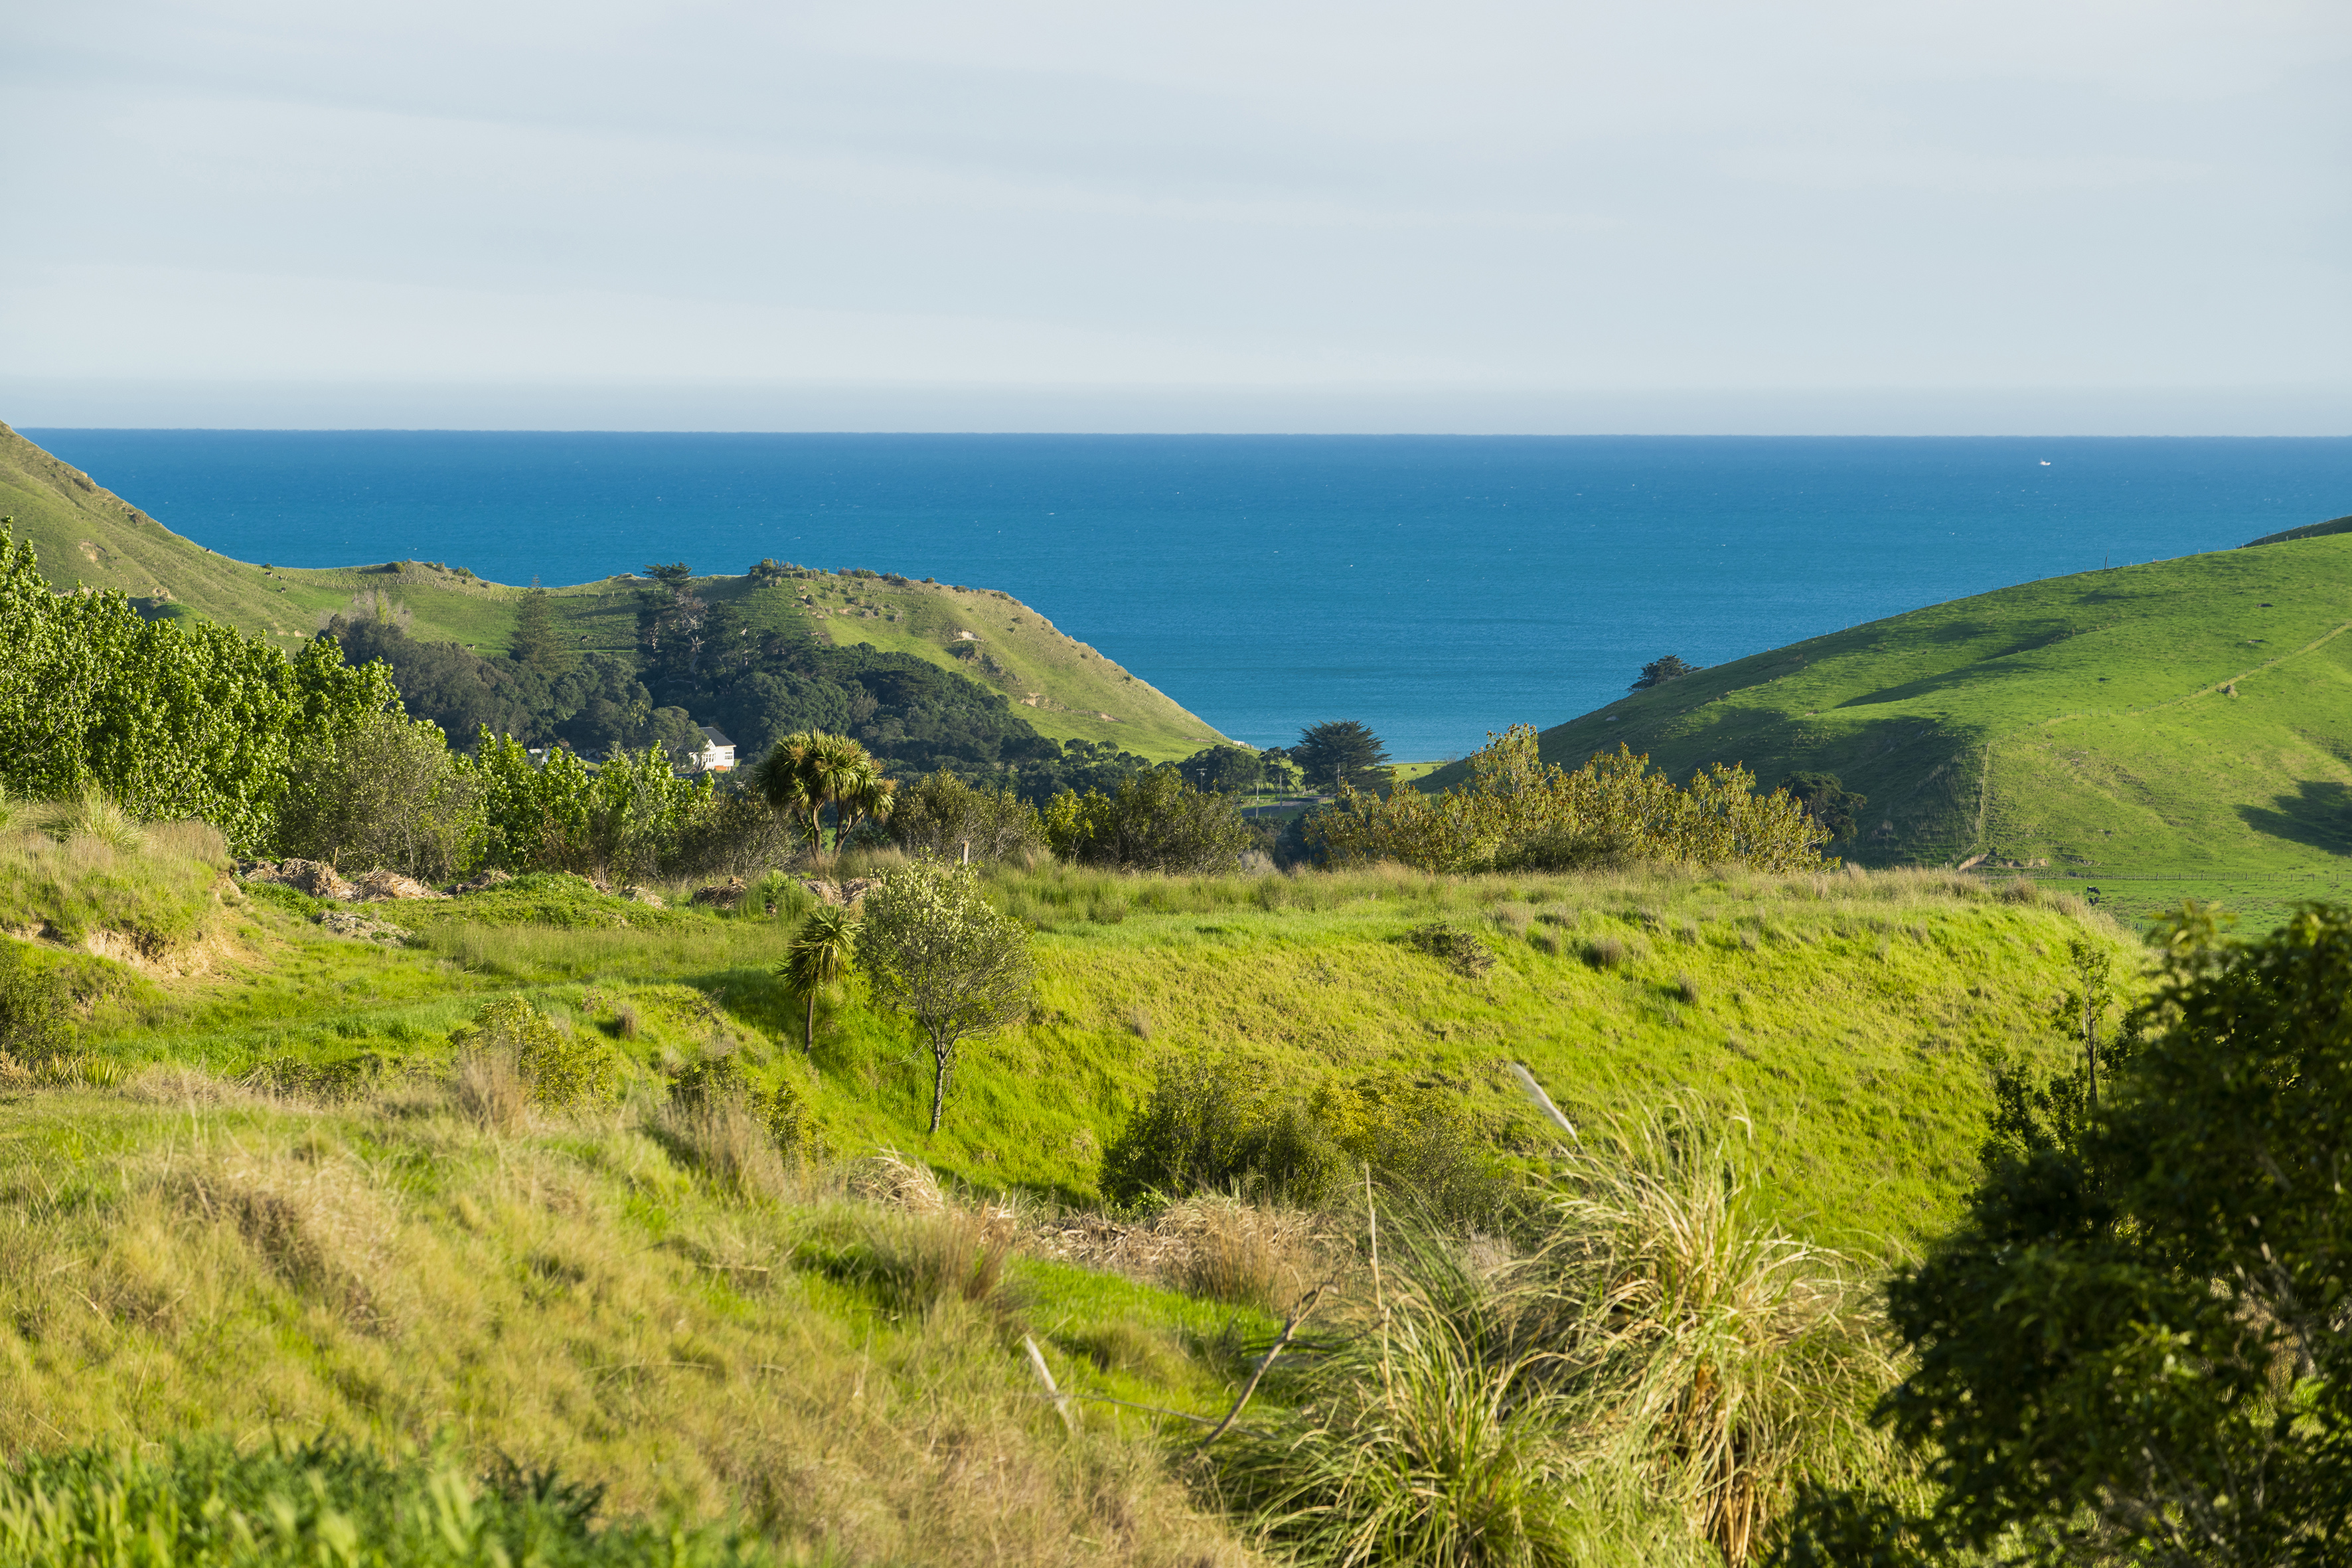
[5,1,2348,431]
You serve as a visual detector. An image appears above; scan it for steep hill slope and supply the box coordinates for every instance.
[0,420,315,638]
[1423,535,2352,925]
[1,422,1227,760]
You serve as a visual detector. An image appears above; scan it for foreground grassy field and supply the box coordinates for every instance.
[0,421,1225,762]
[1421,531,2352,929]
[0,812,2156,1562]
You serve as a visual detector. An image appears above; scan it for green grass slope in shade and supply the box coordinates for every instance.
[0,422,1229,761]
[1422,536,2352,927]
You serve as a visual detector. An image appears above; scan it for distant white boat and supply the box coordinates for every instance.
[2040,461,2051,466]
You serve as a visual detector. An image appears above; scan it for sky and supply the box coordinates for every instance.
[4,1,2349,432]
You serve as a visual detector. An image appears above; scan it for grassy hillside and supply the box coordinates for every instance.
[1423,535,2352,929]
[0,421,1227,761]
[0,420,324,641]
[0,805,2144,1562]
[39,851,2114,1256]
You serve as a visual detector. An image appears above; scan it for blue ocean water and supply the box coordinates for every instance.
[25,431,2352,760]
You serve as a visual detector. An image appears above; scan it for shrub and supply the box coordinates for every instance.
[277,710,484,880]
[668,785,799,879]
[887,768,1046,862]
[0,941,72,1067]
[1311,726,1831,876]
[1041,768,1255,872]
[450,997,621,1110]
[1405,921,1495,978]
[1103,1053,1503,1223]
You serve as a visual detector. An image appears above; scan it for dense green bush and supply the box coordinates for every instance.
[467,731,713,881]
[0,1438,772,1566]
[1041,767,1255,872]
[1795,902,2352,1565]
[1101,1052,1503,1221]
[277,709,487,880]
[0,522,398,852]
[451,996,622,1109]
[0,939,72,1067]
[1314,726,1830,876]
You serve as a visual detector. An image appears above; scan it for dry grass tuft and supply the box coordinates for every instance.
[654,1095,795,1203]
[453,1049,532,1133]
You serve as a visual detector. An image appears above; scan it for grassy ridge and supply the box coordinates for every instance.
[1421,536,2352,928]
[0,422,1227,761]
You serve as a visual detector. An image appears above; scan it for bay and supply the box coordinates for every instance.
[25,431,2352,760]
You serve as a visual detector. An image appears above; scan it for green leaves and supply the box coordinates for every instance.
[858,860,1033,1132]
[1857,903,2352,1565]
[0,520,398,852]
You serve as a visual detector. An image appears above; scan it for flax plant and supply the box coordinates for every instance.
[1528,1112,1896,1566]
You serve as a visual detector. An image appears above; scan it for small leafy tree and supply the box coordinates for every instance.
[858,860,1033,1134]
[1632,654,1700,690]
[779,905,859,1052]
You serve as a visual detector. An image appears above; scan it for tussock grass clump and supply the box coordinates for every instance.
[1529,1113,1896,1565]
[1587,934,1629,969]
[454,1048,532,1131]
[1215,1113,1894,1567]
[654,1094,795,1204]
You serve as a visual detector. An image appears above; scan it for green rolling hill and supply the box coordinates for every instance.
[0,421,1228,761]
[1425,530,2352,927]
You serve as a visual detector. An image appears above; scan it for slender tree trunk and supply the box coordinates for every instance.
[929,1045,949,1134]
[804,990,816,1053]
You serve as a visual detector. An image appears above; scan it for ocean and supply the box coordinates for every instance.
[25,431,2352,761]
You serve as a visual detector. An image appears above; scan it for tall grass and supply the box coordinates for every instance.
[0,1086,1250,1568]
[1531,1113,1896,1566]
[1212,1114,1895,1567]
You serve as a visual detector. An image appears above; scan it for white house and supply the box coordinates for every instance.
[692,726,737,773]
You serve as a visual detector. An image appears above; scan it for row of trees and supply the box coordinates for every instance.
[1308,725,1831,874]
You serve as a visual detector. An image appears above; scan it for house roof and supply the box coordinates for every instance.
[698,726,734,747]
